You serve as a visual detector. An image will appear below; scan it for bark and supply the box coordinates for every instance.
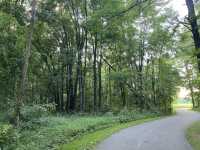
[93,35,98,112]
[151,59,156,105]
[98,54,102,111]
[185,63,195,108]
[55,78,60,111]
[15,0,37,126]
[185,0,200,70]
[67,63,75,112]
[138,38,145,109]
[120,83,126,107]
[60,65,64,112]
[108,67,112,107]
[81,0,88,112]
[83,34,87,112]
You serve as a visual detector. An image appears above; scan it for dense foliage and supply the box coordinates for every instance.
[0,110,160,150]
[2,0,198,149]
[176,0,200,109]
[0,0,179,115]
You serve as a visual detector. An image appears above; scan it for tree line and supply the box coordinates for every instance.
[0,0,181,125]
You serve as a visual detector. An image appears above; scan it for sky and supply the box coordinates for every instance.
[178,87,190,98]
[169,0,188,18]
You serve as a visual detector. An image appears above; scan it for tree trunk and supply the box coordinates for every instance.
[151,59,156,106]
[66,63,75,112]
[15,0,37,126]
[120,83,126,108]
[93,35,98,112]
[185,0,200,71]
[108,67,112,107]
[60,64,64,112]
[98,55,102,111]
[81,0,88,112]
[185,63,195,108]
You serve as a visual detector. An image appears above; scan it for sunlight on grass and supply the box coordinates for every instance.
[172,97,193,110]
[172,103,193,109]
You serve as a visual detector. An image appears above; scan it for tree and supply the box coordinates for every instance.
[15,0,37,126]
[0,0,181,117]
[185,0,200,71]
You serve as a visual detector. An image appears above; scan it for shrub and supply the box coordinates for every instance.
[118,108,135,123]
[4,103,56,125]
[20,104,50,122]
[104,112,114,117]
[19,104,57,130]
[42,103,56,113]
[3,108,16,125]
[0,124,17,149]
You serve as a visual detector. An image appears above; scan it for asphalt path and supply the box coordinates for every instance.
[96,109,200,150]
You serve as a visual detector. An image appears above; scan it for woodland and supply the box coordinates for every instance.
[0,0,200,150]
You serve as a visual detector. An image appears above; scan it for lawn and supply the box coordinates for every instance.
[186,121,200,150]
[172,98,193,109]
[172,103,193,109]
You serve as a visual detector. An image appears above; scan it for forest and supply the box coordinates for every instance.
[1,0,200,150]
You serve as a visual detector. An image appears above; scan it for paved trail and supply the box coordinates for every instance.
[96,109,200,150]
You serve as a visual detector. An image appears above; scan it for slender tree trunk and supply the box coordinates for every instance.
[98,55,102,111]
[138,49,144,109]
[76,36,84,112]
[151,59,156,106]
[120,83,126,108]
[108,67,112,107]
[185,0,200,71]
[81,0,88,112]
[83,35,87,112]
[185,63,195,108]
[60,64,64,112]
[66,63,75,112]
[70,70,76,111]
[15,0,37,126]
[79,68,84,112]
[56,78,60,111]
[93,35,98,112]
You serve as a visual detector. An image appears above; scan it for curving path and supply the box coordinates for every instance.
[96,109,200,150]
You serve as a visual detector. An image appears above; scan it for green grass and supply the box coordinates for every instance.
[16,115,119,150]
[60,117,160,150]
[172,103,193,109]
[193,107,200,112]
[172,98,193,110]
[13,111,160,150]
[186,121,200,150]
[0,109,162,150]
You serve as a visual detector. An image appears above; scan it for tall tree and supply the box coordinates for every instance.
[15,0,37,125]
[185,0,200,70]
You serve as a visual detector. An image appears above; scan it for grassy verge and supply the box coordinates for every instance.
[15,115,119,150]
[60,117,161,150]
[193,107,200,112]
[186,121,200,150]
[3,110,160,150]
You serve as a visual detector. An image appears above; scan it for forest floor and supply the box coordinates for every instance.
[96,109,200,150]
[1,110,160,150]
